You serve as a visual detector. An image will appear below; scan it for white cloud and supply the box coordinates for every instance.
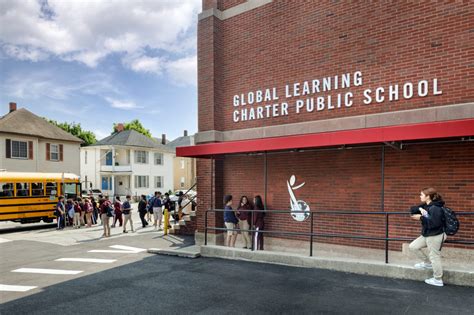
[166,55,197,86]
[105,97,142,110]
[122,53,163,75]
[0,0,200,85]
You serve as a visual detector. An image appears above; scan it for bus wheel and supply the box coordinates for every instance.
[43,218,54,223]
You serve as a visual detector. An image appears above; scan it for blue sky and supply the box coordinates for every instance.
[0,0,200,141]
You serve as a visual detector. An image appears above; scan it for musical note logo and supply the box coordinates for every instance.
[287,175,310,222]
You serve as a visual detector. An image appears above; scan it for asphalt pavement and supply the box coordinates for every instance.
[1,253,473,315]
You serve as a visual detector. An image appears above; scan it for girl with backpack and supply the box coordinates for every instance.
[84,197,93,227]
[408,187,447,287]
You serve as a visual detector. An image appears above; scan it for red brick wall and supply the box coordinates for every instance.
[197,142,474,250]
[199,1,473,133]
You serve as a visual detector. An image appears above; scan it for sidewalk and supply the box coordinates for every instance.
[196,235,474,287]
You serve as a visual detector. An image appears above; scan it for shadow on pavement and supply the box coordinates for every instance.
[1,254,473,315]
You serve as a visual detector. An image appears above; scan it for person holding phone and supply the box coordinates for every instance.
[409,187,447,287]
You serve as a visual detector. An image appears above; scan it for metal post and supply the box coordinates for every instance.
[310,213,314,257]
[264,152,267,208]
[385,213,389,264]
[251,210,254,251]
[381,145,385,212]
[205,210,208,246]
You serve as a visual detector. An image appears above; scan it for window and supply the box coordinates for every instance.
[46,182,57,196]
[12,140,28,159]
[154,153,163,165]
[85,151,88,164]
[135,151,148,164]
[180,177,185,188]
[135,176,149,188]
[63,183,78,199]
[50,144,59,161]
[0,183,14,197]
[180,159,185,169]
[155,176,163,188]
[15,183,29,197]
[32,183,44,196]
[102,177,112,190]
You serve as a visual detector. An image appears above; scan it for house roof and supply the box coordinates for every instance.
[167,135,193,149]
[0,108,83,143]
[91,129,174,153]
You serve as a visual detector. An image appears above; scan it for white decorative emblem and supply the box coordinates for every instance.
[287,175,310,222]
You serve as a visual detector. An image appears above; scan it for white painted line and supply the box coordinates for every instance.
[55,258,116,264]
[88,250,137,254]
[12,268,83,275]
[0,284,37,292]
[0,238,12,244]
[109,245,146,252]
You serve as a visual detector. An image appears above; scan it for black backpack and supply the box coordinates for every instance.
[442,207,459,236]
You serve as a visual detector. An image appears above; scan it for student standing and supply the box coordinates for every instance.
[409,187,447,287]
[223,195,238,247]
[99,197,112,237]
[113,196,123,228]
[253,195,265,250]
[73,198,82,229]
[152,191,163,230]
[56,196,65,230]
[84,197,93,227]
[122,195,134,233]
[237,196,252,249]
[138,195,149,228]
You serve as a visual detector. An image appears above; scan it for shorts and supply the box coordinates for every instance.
[225,222,237,236]
[153,207,163,221]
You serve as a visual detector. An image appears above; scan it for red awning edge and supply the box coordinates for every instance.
[177,119,474,158]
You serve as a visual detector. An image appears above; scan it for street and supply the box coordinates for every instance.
[1,219,473,314]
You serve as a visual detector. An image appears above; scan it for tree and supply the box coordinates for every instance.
[112,120,152,138]
[46,119,97,146]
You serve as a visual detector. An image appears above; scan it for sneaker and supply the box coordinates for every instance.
[425,278,444,287]
[414,262,432,270]
[123,230,128,233]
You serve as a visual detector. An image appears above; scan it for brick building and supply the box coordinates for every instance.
[178,1,474,250]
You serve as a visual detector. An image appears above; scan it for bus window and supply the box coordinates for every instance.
[15,183,29,197]
[63,183,78,200]
[32,183,44,196]
[0,183,14,197]
[46,182,57,197]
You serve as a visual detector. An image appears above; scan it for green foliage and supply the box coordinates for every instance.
[112,120,152,138]
[46,119,97,146]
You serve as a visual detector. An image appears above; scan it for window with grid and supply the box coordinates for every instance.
[155,176,163,188]
[135,151,148,164]
[50,144,59,161]
[11,140,28,159]
[135,176,149,188]
[154,153,163,165]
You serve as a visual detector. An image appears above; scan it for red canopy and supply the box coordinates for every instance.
[177,119,474,158]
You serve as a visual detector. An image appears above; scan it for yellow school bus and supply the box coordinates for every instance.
[0,172,81,223]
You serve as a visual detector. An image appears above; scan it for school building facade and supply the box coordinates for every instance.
[178,1,474,250]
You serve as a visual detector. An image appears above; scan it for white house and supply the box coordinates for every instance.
[0,102,82,174]
[80,124,174,198]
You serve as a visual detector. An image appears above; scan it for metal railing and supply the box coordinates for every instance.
[204,209,474,263]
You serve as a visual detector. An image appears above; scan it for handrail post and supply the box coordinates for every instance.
[251,210,254,251]
[385,213,389,264]
[310,212,314,257]
[205,210,208,246]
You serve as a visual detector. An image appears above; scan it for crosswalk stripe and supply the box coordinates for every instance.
[88,250,138,254]
[55,258,116,263]
[12,268,83,275]
[0,238,12,244]
[0,284,38,292]
[109,245,146,252]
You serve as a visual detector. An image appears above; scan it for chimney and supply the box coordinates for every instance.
[184,130,188,137]
[116,123,124,132]
[161,134,166,144]
[9,102,17,113]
